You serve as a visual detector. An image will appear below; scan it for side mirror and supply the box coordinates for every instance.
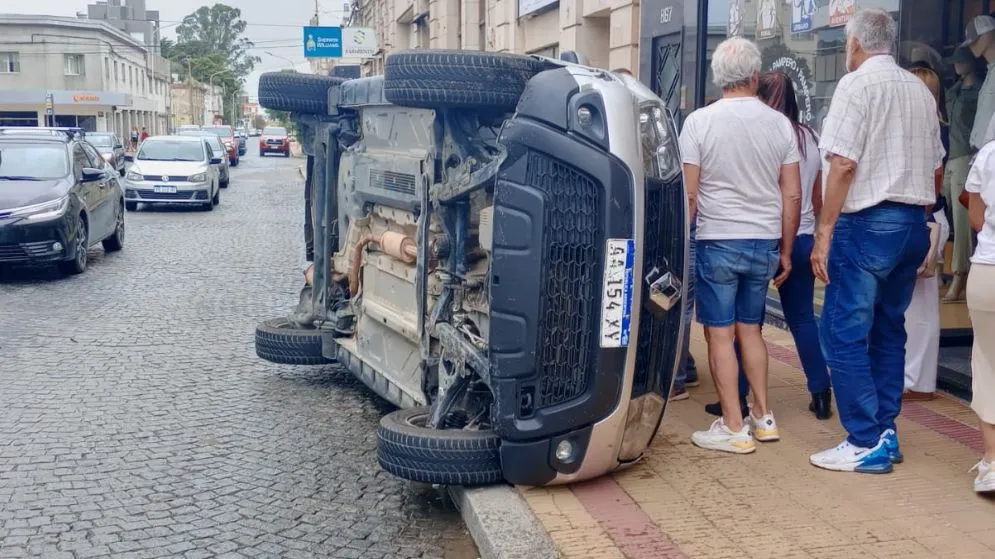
[210,157,223,165]
[124,154,134,162]
[81,168,104,182]
[114,144,123,150]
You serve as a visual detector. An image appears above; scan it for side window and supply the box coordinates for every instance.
[204,142,213,158]
[72,145,89,177]
[80,143,102,168]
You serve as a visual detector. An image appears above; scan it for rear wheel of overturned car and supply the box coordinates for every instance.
[254,317,333,365]
[377,407,503,486]
[383,50,557,112]
[257,72,347,115]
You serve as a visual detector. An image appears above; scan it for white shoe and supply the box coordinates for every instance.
[691,418,755,454]
[970,460,995,493]
[748,407,780,442]
[809,439,893,474]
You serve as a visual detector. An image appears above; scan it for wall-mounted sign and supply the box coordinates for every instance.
[72,94,100,103]
[44,93,54,116]
[769,56,814,126]
[303,26,342,58]
[828,0,855,28]
[342,28,377,58]
[791,0,815,33]
[520,0,558,18]
[728,0,744,37]
[757,0,778,40]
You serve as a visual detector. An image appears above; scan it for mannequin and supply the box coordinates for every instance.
[966,15,995,152]
[945,47,982,301]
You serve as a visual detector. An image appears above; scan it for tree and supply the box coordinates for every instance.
[252,114,267,130]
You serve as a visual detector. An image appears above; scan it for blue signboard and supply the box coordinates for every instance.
[791,0,815,33]
[303,26,342,58]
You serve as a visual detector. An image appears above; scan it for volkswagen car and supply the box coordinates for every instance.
[0,127,125,275]
[123,135,222,211]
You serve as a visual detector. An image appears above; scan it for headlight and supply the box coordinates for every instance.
[126,170,143,181]
[188,172,207,182]
[8,196,70,221]
[639,104,681,182]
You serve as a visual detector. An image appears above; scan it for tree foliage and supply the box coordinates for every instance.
[251,114,267,130]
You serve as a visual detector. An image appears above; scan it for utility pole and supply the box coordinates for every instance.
[185,58,195,126]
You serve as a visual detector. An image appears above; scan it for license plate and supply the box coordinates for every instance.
[154,185,176,194]
[600,238,635,348]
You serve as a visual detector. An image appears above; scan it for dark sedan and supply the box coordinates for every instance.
[0,128,125,276]
[85,132,126,176]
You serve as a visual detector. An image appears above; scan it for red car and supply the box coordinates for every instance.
[201,125,240,167]
[259,126,290,157]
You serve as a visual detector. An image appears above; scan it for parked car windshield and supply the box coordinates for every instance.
[263,127,287,136]
[202,126,233,137]
[86,134,115,148]
[0,145,69,180]
[136,140,205,162]
[176,131,225,154]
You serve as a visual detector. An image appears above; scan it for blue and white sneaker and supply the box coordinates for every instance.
[880,429,903,464]
[810,439,893,474]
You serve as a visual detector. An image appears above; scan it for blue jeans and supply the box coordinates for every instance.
[734,234,831,395]
[820,202,929,448]
[695,239,780,327]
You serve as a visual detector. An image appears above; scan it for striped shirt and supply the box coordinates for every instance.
[819,55,944,214]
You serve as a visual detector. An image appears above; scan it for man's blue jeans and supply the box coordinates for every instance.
[820,202,929,449]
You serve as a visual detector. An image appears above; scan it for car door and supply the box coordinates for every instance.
[112,136,125,171]
[79,142,115,239]
[204,141,218,192]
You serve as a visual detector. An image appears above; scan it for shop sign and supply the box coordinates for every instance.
[757,0,778,40]
[342,28,377,58]
[44,93,54,116]
[728,0,744,37]
[769,56,814,126]
[72,94,100,103]
[828,0,855,28]
[791,0,815,33]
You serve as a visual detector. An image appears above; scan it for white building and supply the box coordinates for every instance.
[204,85,224,125]
[0,14,171,136]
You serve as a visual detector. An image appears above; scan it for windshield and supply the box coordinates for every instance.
[87,135,114,148]
[263,127,287,136]
[203,126,233,138]
[0,145,69,180]
[136,140,205,162]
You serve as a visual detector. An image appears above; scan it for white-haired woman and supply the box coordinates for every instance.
[678,36,802,454]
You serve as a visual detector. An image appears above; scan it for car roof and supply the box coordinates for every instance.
[145,135,206,142]
[0,129,80,143]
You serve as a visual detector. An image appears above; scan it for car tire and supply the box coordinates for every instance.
[125,201,138,212]
[231,158,239,168]
[376,407,503,486]
[284,151,290,158]
[59,215,88,276]
[254,317,332,365]
[257,72,347,115]
[118,167,125,177]
[383,50,557,111]
[220,177,229,189]
[101,203,125,252]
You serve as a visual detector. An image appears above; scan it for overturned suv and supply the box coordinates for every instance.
[254,50,688,487]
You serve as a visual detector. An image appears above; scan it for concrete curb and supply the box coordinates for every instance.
[448,485,558,559]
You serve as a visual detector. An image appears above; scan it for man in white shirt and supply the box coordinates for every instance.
[678,36,802,454]
[809,8,944,474]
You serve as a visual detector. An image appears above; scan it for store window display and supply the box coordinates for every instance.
[966,15,995,152]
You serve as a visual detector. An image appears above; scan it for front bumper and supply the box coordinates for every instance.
[124,181,212,204]
[260,141,289,153]
[0,214,74,264]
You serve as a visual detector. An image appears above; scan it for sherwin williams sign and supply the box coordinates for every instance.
[303,27,377,58]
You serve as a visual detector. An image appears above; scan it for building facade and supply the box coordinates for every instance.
[353,0,639,75]
[170,81,208,127]
[0,14,171,136]
[85,0,161,52]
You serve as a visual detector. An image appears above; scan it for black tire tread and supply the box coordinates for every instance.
[254,317,331,365]
[377,453,504,486]
[257,72,347,115]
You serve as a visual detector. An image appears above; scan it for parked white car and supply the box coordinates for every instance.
[122,135,222,211]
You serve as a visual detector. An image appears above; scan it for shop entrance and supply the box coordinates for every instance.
[0,111,39,127]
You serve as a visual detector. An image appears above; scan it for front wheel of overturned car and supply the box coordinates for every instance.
[377,407,503,486]
[254,317,333,365]
[383,50,557,112]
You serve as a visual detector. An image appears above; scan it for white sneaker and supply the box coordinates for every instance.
[691,418,755,454]
[748,408,780,442]
[809,439,893,474]
[970,460,995,493]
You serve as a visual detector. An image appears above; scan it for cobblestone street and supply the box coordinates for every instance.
[0,146,478,559]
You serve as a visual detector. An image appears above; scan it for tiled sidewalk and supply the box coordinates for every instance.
[521,324,995,559]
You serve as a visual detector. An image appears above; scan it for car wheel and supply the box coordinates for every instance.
[376,407,503,486]
[59,215,88,275]
[119,167,125,177]
[231,158,239,168]
[257,72,347,115]
[383,50,558,112]
[284,150,290,158]
[220,177,229,189]
[125,201,138,212]
[254,317,332,365]
[212,187,220,206]
[101,203,125,252]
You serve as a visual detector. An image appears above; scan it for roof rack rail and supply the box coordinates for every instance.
[0,126,86,139]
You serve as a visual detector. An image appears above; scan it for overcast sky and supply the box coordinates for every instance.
[5,0,349,99]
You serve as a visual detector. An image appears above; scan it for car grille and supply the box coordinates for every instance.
[142,175,188,182]
[0,241,59,262]
[266,139,283,144]
[631,181,686,399]
[0,243,27,261]
[528,152,602,409]
[136,190,197,201]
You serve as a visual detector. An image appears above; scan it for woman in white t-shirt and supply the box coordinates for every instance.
[964,141,995,494]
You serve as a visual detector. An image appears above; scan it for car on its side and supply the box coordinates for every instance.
[259,126,290,157]
[0,127,125,275]
[84,132,126,177]
[122,135,222,211]
[177,130,231,188]
[201,125,240,167]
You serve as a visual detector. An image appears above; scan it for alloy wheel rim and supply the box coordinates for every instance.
[76,222,87,268]
[116,208,125,242]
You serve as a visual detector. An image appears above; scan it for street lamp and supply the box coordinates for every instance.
[265,51,297,71]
